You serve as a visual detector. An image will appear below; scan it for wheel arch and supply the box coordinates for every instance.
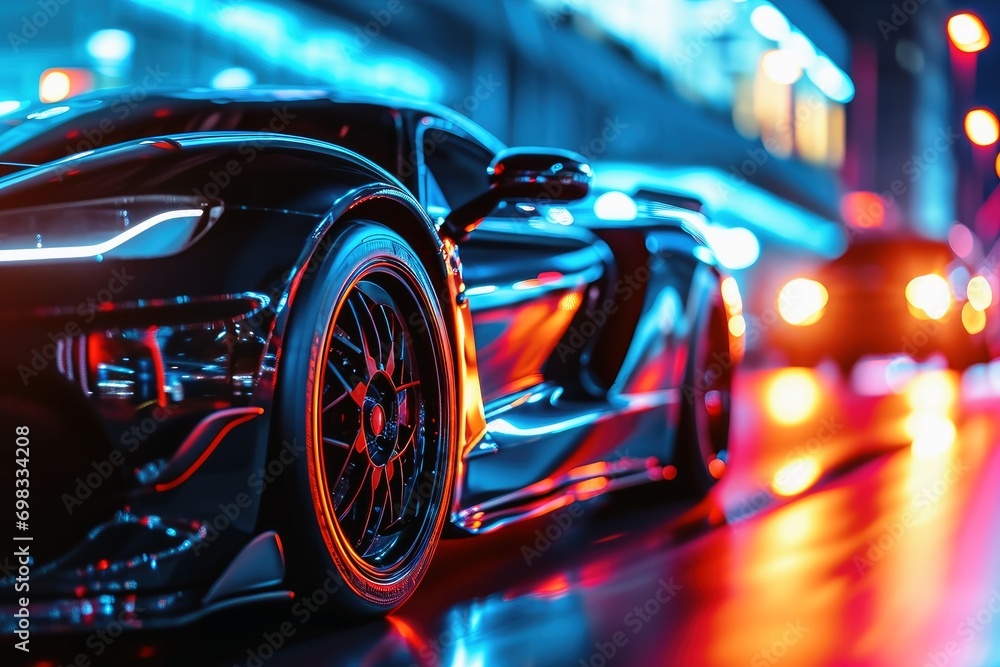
[258,184,479,531]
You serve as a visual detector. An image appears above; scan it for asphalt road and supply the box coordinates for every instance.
[12,361,1000,667]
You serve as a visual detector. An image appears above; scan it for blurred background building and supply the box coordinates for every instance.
[1,0,997,353]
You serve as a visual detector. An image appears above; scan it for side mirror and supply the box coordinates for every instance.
[440,148,593,242]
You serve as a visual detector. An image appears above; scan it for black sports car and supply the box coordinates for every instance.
[0,89,740,634]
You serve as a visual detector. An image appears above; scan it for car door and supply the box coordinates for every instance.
[413,115,608,404]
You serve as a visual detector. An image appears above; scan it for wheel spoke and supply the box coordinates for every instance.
[333,431,369,517]
[316,269,442,570]
[329,324,370,384]
[391,424,416,462]
[356,477,389,554]
[335,460,371,522]
[332,332,362,356]
[347,295,380,378]
[382,307,397,378]
[326,359,367,407]
[362,532,401,560]
[357,290,387,376]
[397,462,425,525]
[322,391,350,412]
[382,456,406,531]
[396,380,420,393]
[323,436,351,449]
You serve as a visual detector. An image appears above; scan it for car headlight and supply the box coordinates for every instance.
[0,195,222,264]
[778,278,828,325]
[905,274,951,320]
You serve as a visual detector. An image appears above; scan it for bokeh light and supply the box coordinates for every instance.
[86,29,135,62]
[761,49,802,85]
[778,278,829,325]
[772,457,821,496]
[948,13,991,53]
[965,108,1000,146]
[905,371,957,413]
[766,368,820,424]
[905,274,951,320]
[721,277,743,313]
[750,3,791,41]
[963,301,987,334]
[967,276,992,311]
[948,224,975,258]
[728,314,747,338]
[907,414,957,458]
[39,70,71,103]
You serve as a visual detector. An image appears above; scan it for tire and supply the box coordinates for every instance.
[674,292,732,497]
[275,220,457,617]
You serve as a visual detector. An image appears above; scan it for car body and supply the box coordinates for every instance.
[771,234,996,372]
[587,161,847,365]
[0,88,740,633]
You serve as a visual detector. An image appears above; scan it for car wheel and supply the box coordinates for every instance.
[276,220,456,617]
[674,294,731,496]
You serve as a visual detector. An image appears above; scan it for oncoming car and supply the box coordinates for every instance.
[772,234,995,374]
[0,89,740,632]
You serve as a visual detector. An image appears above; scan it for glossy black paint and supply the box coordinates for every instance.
[0,89,733,632]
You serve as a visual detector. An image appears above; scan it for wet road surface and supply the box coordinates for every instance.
[13,362,1000,667]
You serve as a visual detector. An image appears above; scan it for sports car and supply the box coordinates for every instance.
[0,89,740,633]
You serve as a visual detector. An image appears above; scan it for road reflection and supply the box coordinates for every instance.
[12,364,1000,667]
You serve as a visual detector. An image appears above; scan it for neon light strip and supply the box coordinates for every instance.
[0,208,204,263]
[155,408,264,492]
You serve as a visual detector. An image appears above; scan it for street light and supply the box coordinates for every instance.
[965,108,1000,147]
[948,12,990,53]
[948,12,994,247]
